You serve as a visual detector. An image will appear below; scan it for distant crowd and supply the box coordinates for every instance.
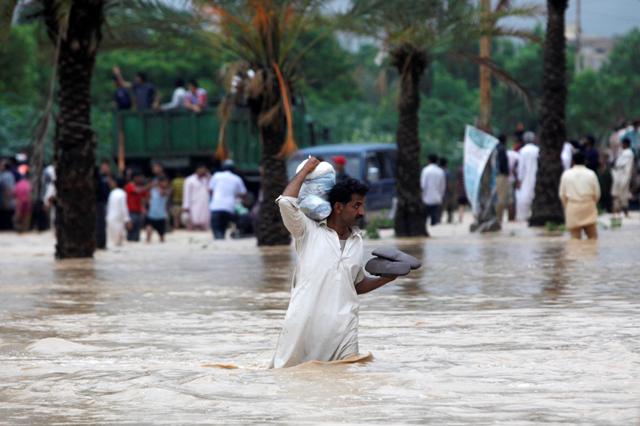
[419,120,639,238]
[0,159,253,248]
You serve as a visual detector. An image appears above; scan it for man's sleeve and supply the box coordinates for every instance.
[238,177,247,195]
[558,173,567,206]
[275,195,307,239]
[355,265,365,284]
[182,180,190,209]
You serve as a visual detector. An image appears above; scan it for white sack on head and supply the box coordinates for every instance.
[296,159,335,221]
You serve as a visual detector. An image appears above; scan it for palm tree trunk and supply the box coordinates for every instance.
[0,0,17,48]
[391,44,428,237]
[530,0,567,226]
[478,0,492,131]
[256,124,291,246]
[49,1,104,258]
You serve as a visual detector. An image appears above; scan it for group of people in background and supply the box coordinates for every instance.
[418,120,639,239]
[94,160,249,249]
[492,121,638,239]
[111,66,209,113]
[0,159,55,233]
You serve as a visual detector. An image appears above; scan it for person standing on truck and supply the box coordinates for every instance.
[112,67,157,111]
[185,80,208,112]
[182,165,211,231]
[161,79,188,111]
[208,160,247,240]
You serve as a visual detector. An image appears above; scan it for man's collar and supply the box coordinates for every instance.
[320,220,362,238]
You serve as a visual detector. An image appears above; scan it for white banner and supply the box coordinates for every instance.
[463,125,498,215]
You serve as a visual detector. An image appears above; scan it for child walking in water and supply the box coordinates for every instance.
[145,176,169,243]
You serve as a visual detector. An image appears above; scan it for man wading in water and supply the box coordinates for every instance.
[270,157,397,368]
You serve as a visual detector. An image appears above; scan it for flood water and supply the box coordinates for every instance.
[1,223,639,425]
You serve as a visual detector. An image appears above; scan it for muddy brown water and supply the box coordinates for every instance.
[0,226,638,425]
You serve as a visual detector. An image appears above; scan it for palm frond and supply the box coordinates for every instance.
[452,51,533,111]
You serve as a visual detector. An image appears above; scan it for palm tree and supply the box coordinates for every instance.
[348,0,532,237]
[35,0,106,258]
[23,0,196,258]
[529,0,567,226]
[0,0,18,47]
[477,0,541,130]
[197,1,325,246]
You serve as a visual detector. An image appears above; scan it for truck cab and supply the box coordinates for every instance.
[287,143,397,212]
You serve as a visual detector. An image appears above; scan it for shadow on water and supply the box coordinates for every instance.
[391,241,427,297]
[257,246,294,294]
[37,259,99,315]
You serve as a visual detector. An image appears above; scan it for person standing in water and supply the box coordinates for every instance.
[271,157,397,368]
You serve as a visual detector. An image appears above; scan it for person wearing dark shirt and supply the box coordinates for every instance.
[332,155,350,182]
[583,135,600,174]
[113,76,132,110]
[95,161,112,249]
[496,134,510,223]
[112,66,157,111]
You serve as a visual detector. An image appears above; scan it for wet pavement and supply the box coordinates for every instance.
[0,216,639,425]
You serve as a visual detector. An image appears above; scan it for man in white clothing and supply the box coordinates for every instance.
[106,178,130,247]
[561,141,574,170]
[559,152,600,239]
[271,157,396,368]
[182,165,211,230]
[611,137,635,217]
[515,131,540,221]
[161,78,188,110]
[208,160,247,239]
[420,154,446,226]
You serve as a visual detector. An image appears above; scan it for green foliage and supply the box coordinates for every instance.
[544,221,565,233]
[364,221,380,239]
[0,24,54,102]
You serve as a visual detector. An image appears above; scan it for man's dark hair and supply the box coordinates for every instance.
[585,134,596,147]
[428,154,438,164]
[116,177,126,188]
[572,152,585,165]
[622,137,631,148]
[136,72,147,82]
[175,78,185,88]
[498,134,507,144]
[328,177,369,208]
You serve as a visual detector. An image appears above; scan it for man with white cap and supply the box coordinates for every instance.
[208,159,247,239]
[515,131,539,221]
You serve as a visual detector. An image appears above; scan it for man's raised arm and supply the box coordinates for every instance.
[282,156,320,197]
[276,156,320,239]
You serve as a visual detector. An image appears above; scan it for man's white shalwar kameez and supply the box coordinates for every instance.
[515,143,540,221]
[270,196,365,369]
[182,173,211,228]
[611,147,635,209]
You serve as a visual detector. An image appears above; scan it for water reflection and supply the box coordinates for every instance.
[40,260,99,315]
[538,244,568,300]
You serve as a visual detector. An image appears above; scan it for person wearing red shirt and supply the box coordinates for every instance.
[124,171,149,241]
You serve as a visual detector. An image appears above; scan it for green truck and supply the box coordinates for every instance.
[113,107,313,175]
